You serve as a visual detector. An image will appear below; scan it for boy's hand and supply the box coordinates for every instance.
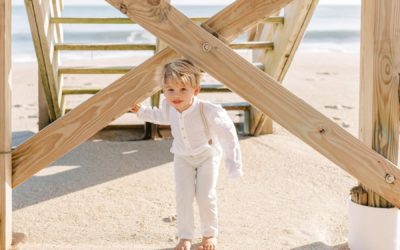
[130,103,141,113]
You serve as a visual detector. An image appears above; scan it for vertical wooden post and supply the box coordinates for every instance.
[38,72,51,129]
[355,0,400,207]
[0,0,12,248]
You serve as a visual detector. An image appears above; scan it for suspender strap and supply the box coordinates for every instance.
[200,102,213,145]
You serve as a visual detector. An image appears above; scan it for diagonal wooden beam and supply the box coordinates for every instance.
[105,0,400,207]
[12,0,294,188]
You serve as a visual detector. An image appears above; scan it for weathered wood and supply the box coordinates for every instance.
[49,16,284,24]
[12,0,293,187]
[248,19,278,135]
[354,0,400,208]
[25,0,61,120]
[38,71,51,129]
[62,84,231,96]
[0,0,12,248]
[230,41,273,50]
[59,66,135,75]
[252,0,319,136]
[55,43,157,51]
[105,0,400,207]
[54,42,272,51]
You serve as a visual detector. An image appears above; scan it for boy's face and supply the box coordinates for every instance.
[163,79,200,112]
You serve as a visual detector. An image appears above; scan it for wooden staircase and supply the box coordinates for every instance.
[25,0,318,137]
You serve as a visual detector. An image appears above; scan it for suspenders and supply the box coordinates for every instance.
[200,102,213,145]
[166,101,213,145]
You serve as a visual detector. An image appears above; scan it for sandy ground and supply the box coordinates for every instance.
[10,52,359,249]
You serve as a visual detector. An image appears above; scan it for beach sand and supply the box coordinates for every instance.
[11,51,358,249]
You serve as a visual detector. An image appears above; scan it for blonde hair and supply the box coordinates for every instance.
[161,59,202,88]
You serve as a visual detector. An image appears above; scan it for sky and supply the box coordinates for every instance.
[13,0,361,6]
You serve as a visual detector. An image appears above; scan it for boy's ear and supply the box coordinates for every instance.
[194,86,201,96]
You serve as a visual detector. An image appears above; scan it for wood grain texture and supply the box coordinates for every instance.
[0,0,12,248]
[357,0,400,207]
[25,0,61,120]
[252,0,319,136]
[106,0,400,207]
[12,0,290,187]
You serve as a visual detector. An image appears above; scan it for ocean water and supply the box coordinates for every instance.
[12,4,360,62]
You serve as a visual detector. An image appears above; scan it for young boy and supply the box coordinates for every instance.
[131,59,243,250]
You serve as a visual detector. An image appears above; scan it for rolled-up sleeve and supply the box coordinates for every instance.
[137,99,170,125]
[209,107,243,178]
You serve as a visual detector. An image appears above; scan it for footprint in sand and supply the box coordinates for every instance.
[325,104,353,110]
[163,215,176,223]
[342,122,350,128]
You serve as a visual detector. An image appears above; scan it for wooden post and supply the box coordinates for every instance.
[38,72,51,129]
[25,0,62,121]
[0,0,12,248]
[251,0,319,136]
[353,0,400,207]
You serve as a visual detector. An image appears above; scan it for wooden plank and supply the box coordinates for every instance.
[230,41,273,50]
[55,43,157,51]
[49,16,284,24]
[0,0,12,248]
[12,0,294,188]
[106,0,400,207]
[59,66,135,74]
[356,0,400,207]
[54,42,272,51]
[252,0,319,136]
[38,71,51,129]
[24,0,61,120]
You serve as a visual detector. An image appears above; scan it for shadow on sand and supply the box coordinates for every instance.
[292,242,349,250]
[12,130,174,210]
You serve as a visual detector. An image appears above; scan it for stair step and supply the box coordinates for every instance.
[55,41,272,51]
[55,43,156,51]
[62,84,231,95]
[50,16,284,24]
[65,101,250,113]
[59,62,264,75]
[59,66,134,75]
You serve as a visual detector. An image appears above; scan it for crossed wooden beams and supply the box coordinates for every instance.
[10,0,400,207]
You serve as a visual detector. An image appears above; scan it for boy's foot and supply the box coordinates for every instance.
[175,239,192,250]
[198,236,217,250]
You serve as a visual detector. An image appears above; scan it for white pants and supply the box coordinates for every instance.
[174,147,221,240]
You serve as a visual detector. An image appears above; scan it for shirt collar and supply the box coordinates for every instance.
[180,96,199,116]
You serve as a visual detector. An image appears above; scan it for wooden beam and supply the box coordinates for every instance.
[105,0,400,207]
[24,0,61,120]
[49,16,284,24]
[54,43,157,51]
[356,0,400,207]
[12,0,294,188]
[252,0,319,136]
[0,0,12,248]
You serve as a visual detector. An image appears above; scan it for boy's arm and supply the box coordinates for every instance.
[209,107,243,178]
[134,99,170,125]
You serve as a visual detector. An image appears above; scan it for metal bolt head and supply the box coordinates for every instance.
[385,174,395,184]
[202,42,212,52]
[120,3,128,14]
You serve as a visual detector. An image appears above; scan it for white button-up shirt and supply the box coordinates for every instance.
[137,97,243,178]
